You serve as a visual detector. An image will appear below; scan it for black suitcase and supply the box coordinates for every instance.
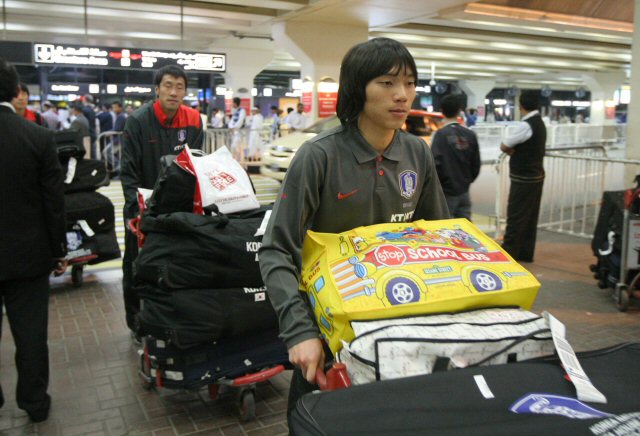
[135,284,279,348]
[141,328,289,390]
[134,207,270,290]
[289,343,640,436]
[63,158,109,193]
[65,191,115,234]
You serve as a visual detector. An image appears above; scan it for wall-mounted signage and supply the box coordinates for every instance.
[34,43,226,72]
[47,83,155,95]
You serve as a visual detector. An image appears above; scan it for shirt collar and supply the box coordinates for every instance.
[522,110,540,121]
[346,126,404,163]
[0,102,16,113]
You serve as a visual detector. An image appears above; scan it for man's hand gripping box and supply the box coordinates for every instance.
[300,219,540,354]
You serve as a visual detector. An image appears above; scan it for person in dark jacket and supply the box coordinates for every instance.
[0,57,67,423]
[431,95,481,220]
[500,90,546,262]
[120,65,203,339]
[82,94,97,158]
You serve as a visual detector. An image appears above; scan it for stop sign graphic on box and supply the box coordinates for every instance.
[374,245,406,266]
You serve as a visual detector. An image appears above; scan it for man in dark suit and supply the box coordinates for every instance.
[0,57,67,423]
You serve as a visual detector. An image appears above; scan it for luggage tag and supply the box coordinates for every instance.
[64,157,77,184]
[77,219,95,237]
[254,210,272,237]
[543,311,607,404]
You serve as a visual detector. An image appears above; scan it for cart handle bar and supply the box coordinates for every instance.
[232,364,285,386]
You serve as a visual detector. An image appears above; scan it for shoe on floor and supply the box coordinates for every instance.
[25,394,50,423]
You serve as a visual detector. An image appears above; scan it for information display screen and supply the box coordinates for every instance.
[34,43,225,72]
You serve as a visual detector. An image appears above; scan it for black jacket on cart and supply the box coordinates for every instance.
[0,105,66,280]
[120,101,203,220]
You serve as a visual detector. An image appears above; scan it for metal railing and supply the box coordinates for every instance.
[203,125,280,158]
[97,131,123,174]
[472,123,626,163]
[493,145,640,240]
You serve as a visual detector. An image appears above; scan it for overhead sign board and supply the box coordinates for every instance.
[34,43,226,72]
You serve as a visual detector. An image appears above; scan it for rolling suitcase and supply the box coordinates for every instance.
[289,343,640,436]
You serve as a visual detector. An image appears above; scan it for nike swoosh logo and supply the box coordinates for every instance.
[337,189,359,200]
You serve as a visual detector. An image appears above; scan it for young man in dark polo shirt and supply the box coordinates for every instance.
[120,65,203,340]
[259,37,449,416]
[500,90,546,262]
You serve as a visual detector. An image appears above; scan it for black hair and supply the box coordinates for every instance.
[286,107,294,114]
[270,105,278,110]
[233,97,241,106]
[0,57,19,102]
[440,95,461,118]
[153,65,187,87]
[70,101,84,112]
[519,90,540,111]
[18,83,29,95]
[112,101,122,108]
[336,37,417,127]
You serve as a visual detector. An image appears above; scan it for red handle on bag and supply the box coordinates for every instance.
[316,362,351,391]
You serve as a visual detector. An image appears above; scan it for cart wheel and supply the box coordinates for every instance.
[616,286,630,312]
[71,265,83,288]
[238,389,256,422]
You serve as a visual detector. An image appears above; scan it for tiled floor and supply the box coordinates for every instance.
[1,230,639,435]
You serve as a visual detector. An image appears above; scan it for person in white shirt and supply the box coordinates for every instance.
[211,108,224,128]
[287,103,307,131]
[247,106,264,161]
[227,97,247,161]
[499,90,546,262]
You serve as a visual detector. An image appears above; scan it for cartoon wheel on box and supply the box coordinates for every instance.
[377,271,426,306]
[461,266,503,292]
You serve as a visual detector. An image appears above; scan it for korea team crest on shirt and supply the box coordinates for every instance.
[178,129,187,142]
[399,170,417,199]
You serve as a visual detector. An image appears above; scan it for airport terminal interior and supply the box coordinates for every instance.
[1,0,640,434]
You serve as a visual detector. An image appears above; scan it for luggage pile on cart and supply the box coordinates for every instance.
[132,150,289,421]
[590,176,640,311]
[56,130,121,286]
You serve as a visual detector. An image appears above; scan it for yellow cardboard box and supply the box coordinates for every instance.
[300,219,541,354]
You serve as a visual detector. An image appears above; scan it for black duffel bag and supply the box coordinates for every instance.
[134,283,279,348]
[134,206,270,290]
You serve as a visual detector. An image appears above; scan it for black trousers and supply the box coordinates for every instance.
[123,227,140,330]
[502,179,544,262]
[0,273,50,414]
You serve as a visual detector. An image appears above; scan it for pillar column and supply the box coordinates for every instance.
[458,79,495,121]
[582,71,625,125]
[627,0,640,162]
[209,38,275,107]
[272,21,367,122]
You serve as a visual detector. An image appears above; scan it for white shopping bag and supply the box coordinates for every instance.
[175,145,260,214]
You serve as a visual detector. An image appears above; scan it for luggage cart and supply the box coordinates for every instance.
[66,253,98,287]
[137,332,290,422]
[614,187,640,311]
